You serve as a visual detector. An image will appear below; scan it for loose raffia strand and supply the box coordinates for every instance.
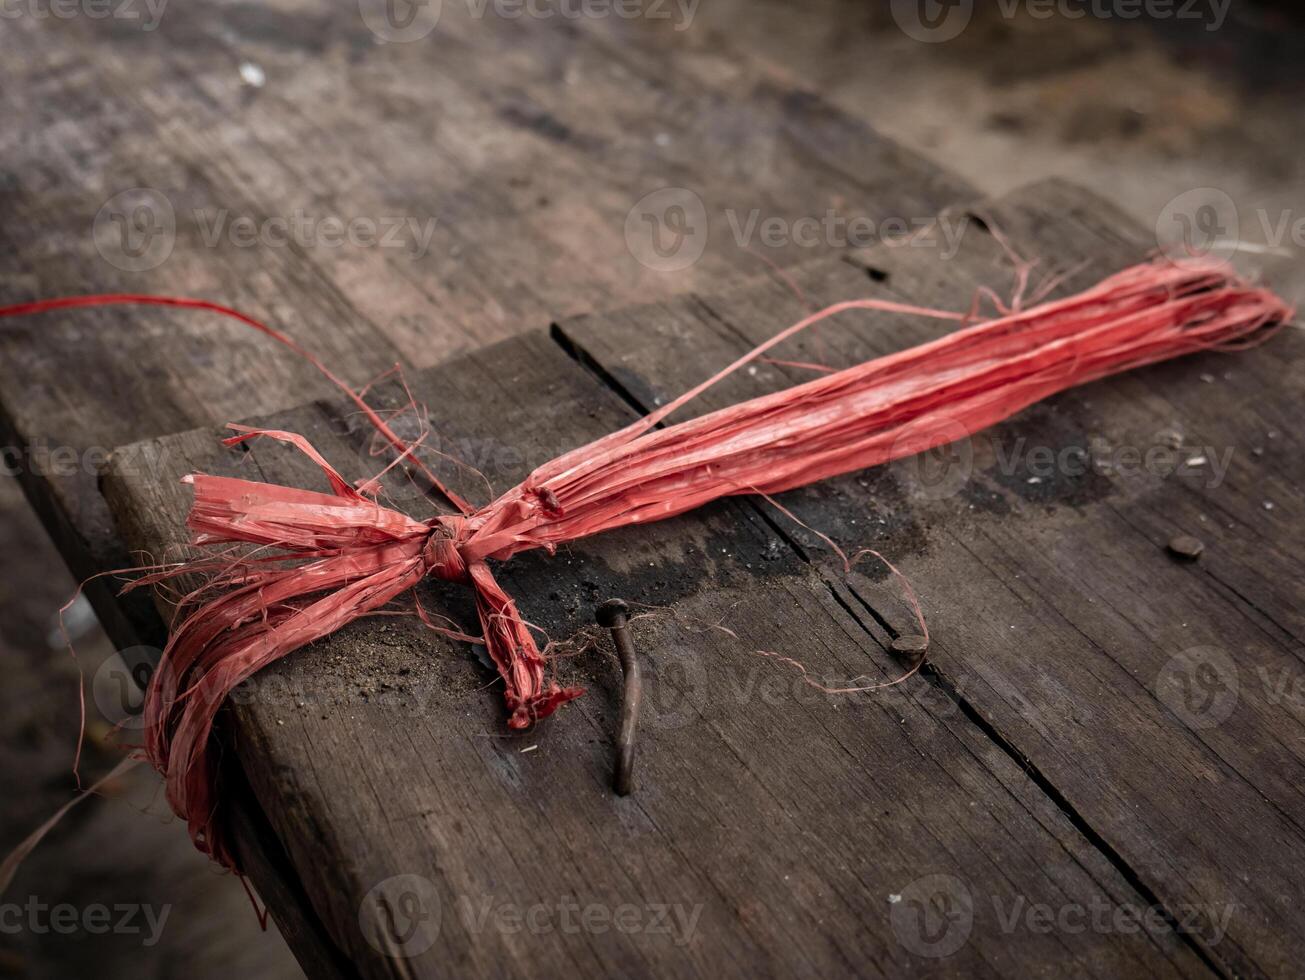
[0,257,1291,871]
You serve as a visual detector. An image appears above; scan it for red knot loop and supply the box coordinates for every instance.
[422,516,471,583]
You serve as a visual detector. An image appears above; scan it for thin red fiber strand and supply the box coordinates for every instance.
[0,294,474,516]
[0,258,1291,872]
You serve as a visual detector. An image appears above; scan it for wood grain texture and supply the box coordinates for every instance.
[103,313,1212,978]
[1,5,974,970]
[0,0,972,657]
[558,177,1305,979]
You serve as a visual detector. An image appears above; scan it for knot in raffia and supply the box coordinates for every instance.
[422,516,472,584]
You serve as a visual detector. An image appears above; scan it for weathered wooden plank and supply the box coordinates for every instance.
[0,7,976,969]
[0,1,973,658]
[103,327,1209,978]
[225,769,355,980]
[558,177,1305,978]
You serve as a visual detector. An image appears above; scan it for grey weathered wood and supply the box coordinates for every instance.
[0,1,972,659]
[0,12,973,957]
[225,771,355,980]
[558,177,1305,979]
[103,322,1209,978]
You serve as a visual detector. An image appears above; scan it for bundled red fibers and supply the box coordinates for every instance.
[1,257,1290,870]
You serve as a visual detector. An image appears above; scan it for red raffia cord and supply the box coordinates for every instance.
[0,258,1291,871]
[0,294,474,516]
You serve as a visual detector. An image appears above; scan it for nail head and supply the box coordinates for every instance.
[891,634,929,656]
[596,598,630,628]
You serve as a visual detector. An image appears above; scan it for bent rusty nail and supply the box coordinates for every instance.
[596,598,641,796]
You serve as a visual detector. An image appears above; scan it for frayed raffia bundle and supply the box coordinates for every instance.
[1,257,1290,871]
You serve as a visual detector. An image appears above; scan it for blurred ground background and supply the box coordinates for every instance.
[2,2,1302,977]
